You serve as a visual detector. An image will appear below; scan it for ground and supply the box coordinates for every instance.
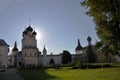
[0,68,24,80]
[18,67,120,80]
[0,63,120,80]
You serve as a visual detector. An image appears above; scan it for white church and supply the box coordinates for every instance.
[10,25,63,67]
[9,25,93,67]
[1,25,120,68]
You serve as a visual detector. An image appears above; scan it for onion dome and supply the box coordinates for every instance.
[87,36,92,41]
[26,25,33,32]
[12,42,18,51]
[23,30,27,34]
[32,31,37,35]
[75,39,83,50]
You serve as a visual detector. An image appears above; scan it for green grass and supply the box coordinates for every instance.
[18,67,120,80]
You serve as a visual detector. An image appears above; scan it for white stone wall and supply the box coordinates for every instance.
[23,57,39,66]
[41,55,62,66]
[22,48,39,65]
[76,50,84,54]
[0,46,9,68]
[22,39,37,48]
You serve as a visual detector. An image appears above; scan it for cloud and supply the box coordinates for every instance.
[7,0,23,4]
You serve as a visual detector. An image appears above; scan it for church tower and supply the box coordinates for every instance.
[22,25,40,66]
[87,36,92,46]
[75,39,83,54]
[87,36,96,63]
[43,45,47,57]
[12,41,18,66]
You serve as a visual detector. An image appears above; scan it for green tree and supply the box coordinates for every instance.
[94,41,115,62]
[61,50,72,64]
[49,58,55,65]
[81,0,120,54]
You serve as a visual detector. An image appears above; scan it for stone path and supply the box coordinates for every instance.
[0,68,24,80]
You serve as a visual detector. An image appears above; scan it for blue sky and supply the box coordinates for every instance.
[0,0,99,54]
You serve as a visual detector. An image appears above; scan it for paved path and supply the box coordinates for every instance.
[0,68,24,80]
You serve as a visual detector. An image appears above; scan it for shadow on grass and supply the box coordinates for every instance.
[18,68,57,80]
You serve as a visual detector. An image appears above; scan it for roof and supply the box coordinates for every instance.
[75,39,83,50]
[26,25,33,32]
[12,42,18,51]
[0,39,9,46]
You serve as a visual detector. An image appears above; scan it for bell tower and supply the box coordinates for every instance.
[22,25,40,66]
[12,41,18,66]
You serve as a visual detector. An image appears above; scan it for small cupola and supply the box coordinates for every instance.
[75,39,83,50]
[43,45,47,52]
[12,41,18,51]
[87,36,92,41]
[43,45,47,57]
[23,30,27,34]
[87,36,92,46]
[26,25,33,32]
[32,31,37,35]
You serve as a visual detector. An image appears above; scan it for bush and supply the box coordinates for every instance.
[103,64,112,68]
[72,63,114,69]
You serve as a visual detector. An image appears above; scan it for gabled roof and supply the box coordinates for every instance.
[0,39,9,46]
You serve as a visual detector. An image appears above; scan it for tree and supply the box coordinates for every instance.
[81,0,120,54]
[61,50,72,64]
[49,58,55,65]
[94,41,114,62]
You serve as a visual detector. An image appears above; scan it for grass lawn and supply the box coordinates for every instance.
[18,67,120,80]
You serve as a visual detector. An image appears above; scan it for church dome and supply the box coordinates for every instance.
[23,30,27,34]
[26,25,33,32]
[12,47,18,51]
[87,36,92,41]
[32,31,37,35]
[12,42,18,51]
[75,39,83,50]
[76,45,83,50]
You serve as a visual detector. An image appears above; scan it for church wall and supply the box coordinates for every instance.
[22,48,39,66]
[22,48,38,57]
[41,55,62,66]
[0,46,9,68]
[23,57,38,66]
[76,50,84,54]
[22,39,36,48]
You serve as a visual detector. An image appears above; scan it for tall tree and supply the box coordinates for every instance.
[61,50,72,64]
[81,0,120,54]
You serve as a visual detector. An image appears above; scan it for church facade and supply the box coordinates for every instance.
[10,25,95,67]
[0,39,9,68]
